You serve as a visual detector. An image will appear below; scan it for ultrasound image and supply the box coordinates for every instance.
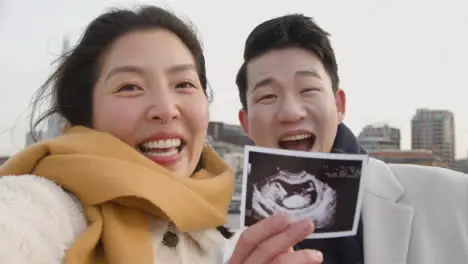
[252,169,337,229]
[241,147,366,238]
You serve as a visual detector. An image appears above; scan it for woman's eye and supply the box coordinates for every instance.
[116,84,141,92]
[175,81,196,89]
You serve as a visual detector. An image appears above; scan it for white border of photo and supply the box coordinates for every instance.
[240,145,369,239]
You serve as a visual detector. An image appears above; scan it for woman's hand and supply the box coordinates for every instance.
[227,213,323,264]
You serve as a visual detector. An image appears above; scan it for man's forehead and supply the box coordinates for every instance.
[246,48,327,87]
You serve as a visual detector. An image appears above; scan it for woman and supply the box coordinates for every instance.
[0,5,320,264]
[0,6,234,264]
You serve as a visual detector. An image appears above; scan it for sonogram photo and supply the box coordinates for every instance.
[241,146,368,239]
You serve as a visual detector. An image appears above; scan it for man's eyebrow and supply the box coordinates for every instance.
[296,70,321,79]
[252,77,274,93]
[251,70,321,92]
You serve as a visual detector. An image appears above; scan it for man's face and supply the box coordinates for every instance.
[239,47,346,153]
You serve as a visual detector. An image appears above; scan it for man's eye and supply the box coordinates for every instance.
[175,81,196,89]
[301,88,320,93]
[257,94,276,102]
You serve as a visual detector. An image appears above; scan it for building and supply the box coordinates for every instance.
[224,152,244,195]
[370,149,444,167]
[208,121,253,147]
[0,156,8,165]
[42,37,71,140]
[25,130,43,147]
[209,141,243,187]
[455,158,468,174]
[206,121,248,213]
[357,124,401,152]
[208,137,245,214]
[61,36,71,55]
[43,113,66,140]
[223,152,244,213]
[358,136,398,153]
[411,109,455,168]
[209,139,243,158]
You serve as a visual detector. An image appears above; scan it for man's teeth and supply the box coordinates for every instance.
[280,134,312,142]
[141,138,182,149]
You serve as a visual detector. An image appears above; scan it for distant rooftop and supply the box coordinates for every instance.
[370,149,437,158]
[0,156,9,165]
[358,136,393,143]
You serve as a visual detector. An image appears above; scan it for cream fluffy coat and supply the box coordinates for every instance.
[0,175,226,264]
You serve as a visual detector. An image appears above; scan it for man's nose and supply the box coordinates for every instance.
[277,95,307,123]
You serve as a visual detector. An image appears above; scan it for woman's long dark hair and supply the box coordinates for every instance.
[30,6,210,136]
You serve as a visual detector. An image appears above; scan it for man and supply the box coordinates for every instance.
[226,14,468,264]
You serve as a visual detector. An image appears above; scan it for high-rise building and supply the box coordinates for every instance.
[211,141,244,214]
[0,156,8,165]
[411,109,455,168]
[43,112,66,140]
[25,130,43,147]
[62,36,71,54]
[207,121,253,147]
[42,36,71,140]
[455,158,468,174]
[224,152,244,198]
[357,124,401,152]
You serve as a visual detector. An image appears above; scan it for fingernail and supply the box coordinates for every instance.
[315,251,323,262]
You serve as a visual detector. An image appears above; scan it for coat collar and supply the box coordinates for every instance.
[334,123,414,264]
[331,123,366,155]
[362,158,414,264]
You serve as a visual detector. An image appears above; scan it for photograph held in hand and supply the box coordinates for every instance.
[240,146,368,239]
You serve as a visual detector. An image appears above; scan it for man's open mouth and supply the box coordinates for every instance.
[278,133,315,152]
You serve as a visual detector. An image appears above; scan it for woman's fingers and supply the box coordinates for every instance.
[243,218,315,264]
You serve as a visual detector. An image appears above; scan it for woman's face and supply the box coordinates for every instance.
[92,29,209,178]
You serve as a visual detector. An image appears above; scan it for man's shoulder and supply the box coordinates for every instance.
[370,159,468,200]
[385,162,467,183]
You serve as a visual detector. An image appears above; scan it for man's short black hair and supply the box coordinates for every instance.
[236,14,340,110]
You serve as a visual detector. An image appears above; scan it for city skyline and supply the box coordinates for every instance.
[1,0,467,159]
[7,106,468,161]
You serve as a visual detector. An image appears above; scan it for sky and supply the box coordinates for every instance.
[0,0,467,159]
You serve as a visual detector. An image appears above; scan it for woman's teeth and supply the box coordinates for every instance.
[139,138,184,158]
[146,148,179,157]
[141,138,181,149]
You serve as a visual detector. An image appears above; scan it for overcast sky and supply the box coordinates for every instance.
[1,0,467,158]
